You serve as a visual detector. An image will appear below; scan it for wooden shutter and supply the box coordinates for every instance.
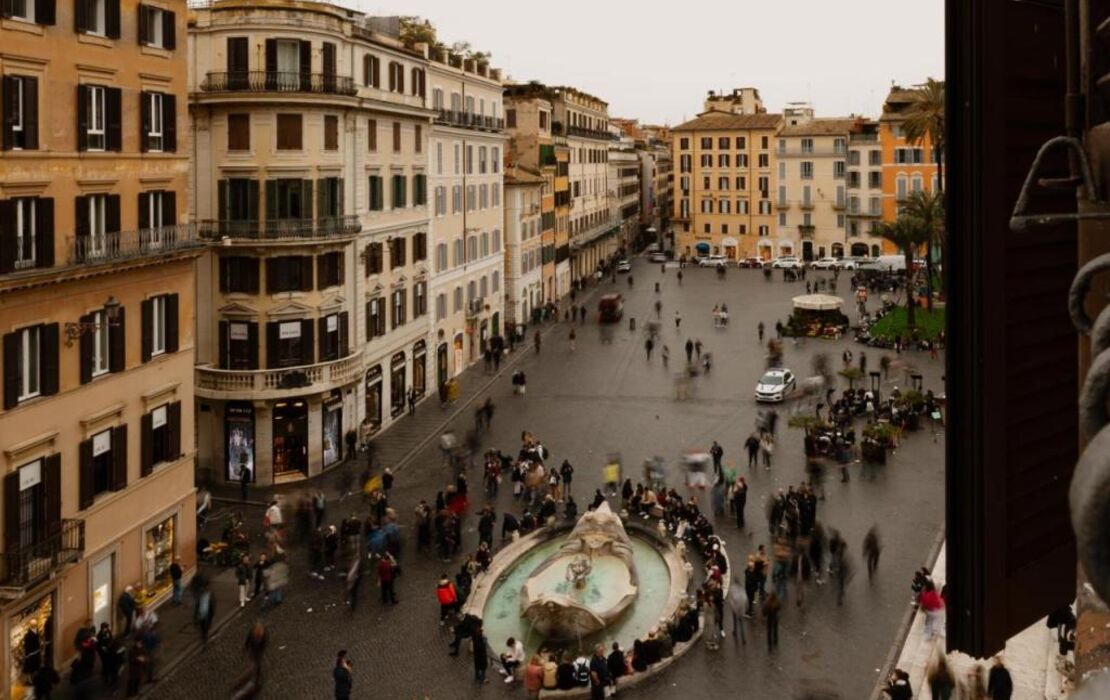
[246,322,258,369]
[3,471,18,552]
[217,179,228,225]
[2,331,19,409]
[300,319,314,365]
[138,191,150,229]
[164,94,176,152]
[339,311,349,356]
[141,298,153,362]
[140,92,151,152]
[388,62,396,92]
[22,77,37,150]
[229,37,249,76]
[162,9,175,50]
[301,179,313,224]
[140,411,153,477]
[163,191,176,226]
[316,179,327,227]
[0,199,14,273]
[322,42,336,76]
[368,119,376,151]
[218,321,228,368]
[299,255,313,291]
[318,317,330,361]
[264,38,277,73]
[266,322,279,369]
[110,424,127,491]
[35,0,55,25]
[316,253,326,290]
[265,179,277,224]
[79,313,93,384]
[165,294,179,353]
[109,306,125,372]
[43,453,60,534]
[138,5,149,45]
[106,87,122,151]
[35,197,53,267]
[106,194,120,233]
[1,75,12,150]
[74,195,89,262]
[78,439,94,510]
[39,323,58,396]
[298,40,311,91]
[168,401,181,459]
[76,85,88,151]
[265,257,279,294]
[247,180,260,225]
[74,0,87,32]
[365,300,373,340]
[246,256,259,293]
[105,0,119,39]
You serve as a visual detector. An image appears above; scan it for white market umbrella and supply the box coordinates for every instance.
[792,294,844,311]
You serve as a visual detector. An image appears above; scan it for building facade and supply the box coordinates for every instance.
[427,50,505,380]
[845,119,886,256]
[879,86,939,225]
[774,106,855,261]
[502,168,544,330]
[609,138,640,250]
[672,108,782,260]
[188,3,434,486]
[1,1,198,694]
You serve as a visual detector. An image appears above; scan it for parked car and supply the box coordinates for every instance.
[598,294,624,322]
[809,257,840,270]
[771,256,804,270]
[755,368,797,402]
[697,255,729,268]
[616,260,632,273]
[739,257,765,269]
[834,257,865,270]
[649,252,668,263]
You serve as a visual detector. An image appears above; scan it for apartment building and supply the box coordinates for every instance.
[609,137,641,249]
[503,167,544,329]
[188,4,434,486]
[880,86,939,225]
[774,105,855,261]
[1,1,199,693]
[427,49,505,380]
[672,106,782,260]
[845,119,886,256]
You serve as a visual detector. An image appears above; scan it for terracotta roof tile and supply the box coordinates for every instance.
[672,110,782,132]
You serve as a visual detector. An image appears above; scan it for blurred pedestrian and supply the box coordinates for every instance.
[763,592,780,652]
[987,656,1014,700]
[863,526,882,580]
[333,650,353,700]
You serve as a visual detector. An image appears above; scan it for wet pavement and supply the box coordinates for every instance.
[154,257,946,700]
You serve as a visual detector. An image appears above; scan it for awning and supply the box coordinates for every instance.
[721,237,738,247]
[695,242,711,253]
[792,294,844,311]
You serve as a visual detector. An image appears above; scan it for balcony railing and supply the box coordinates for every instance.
[799,200,815,210]
[195,350,363,399]
[200,71,357,97]
[775,200,790,210]
[71,224,203,265]
[199,216,361,241]
[798,225,816,238]
[849,133,880,143]
[566,125,618,141]
[0,520,84,595]
[433,109,504,131]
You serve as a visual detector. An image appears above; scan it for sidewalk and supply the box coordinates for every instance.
[883,542,1071,699]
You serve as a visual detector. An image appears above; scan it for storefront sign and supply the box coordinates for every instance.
[92,430,111,457]
[19,460,41,490]
[152,405,167,429]
[279,322,301,339]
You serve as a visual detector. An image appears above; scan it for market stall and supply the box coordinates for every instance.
[785,294,851,339]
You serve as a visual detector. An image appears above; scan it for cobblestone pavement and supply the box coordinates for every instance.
[156,258,946,700]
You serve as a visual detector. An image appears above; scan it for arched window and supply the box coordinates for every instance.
[831,243,844,258]
[871,244,881,258]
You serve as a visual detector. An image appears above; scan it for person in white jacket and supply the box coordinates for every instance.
[499,637,525,683]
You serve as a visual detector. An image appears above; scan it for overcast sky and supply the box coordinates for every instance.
[357,0,944,125]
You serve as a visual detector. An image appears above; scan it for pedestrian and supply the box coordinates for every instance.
[473,625,490,683]
[560,460,574,498]
[726,575,748,644]
[170,557,184,605]
[534,331,542,354]
[569,327,576,352]
[645,337,654,361]
[710,440,724,475]
[378,551,398,605]
[118,586,136,636]
[763,592,780,652]
[125,639,148,697]
[884,669,913,700]
[695,339,703,359]
[674,311,682,330]
[987,656,1013,700]
[685,339,694,364]
[252,553,268,599]
[757,321,765,342]
[588,644,610,700]
[195,584,215,647]
[744,434,759,468]
[313,490,326,528]
[499,637,524,683]
[921,580,945,639]
[662,345,670,367]
[863,526,882,580]
[236,555,252,607]
[677,270,683,286]
[928,652,957,700]
[759,433,774,469]
[732,477,748,528]
[240,464,251,502]
[436,574,459,624]
[333,650,353,700]
[407,386,417,415]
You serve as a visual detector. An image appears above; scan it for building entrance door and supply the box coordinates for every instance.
[272,400,308,476]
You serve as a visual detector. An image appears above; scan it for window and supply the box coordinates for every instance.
[492,147,500,173]
[802,185,812,206]
[148,295,167,357]
[413,281,427,317]
[324,115,338,150]
[76,0,118,37]
[800,162,814,179]
[413,174,427,206]
[15,326,38,399]
[452,185,462,213]
[911,174,924,193]
[434,186,446,215]
[453,239,463,266]
[414,124,422,153]
[758,225,769,236]
[266,256,313,293]
[492,229,501,253]
[896,175,908,200]
[736,176,746,190]
[435,293,446,320]
[391,174,407,208]
[719,177,730,191]
[389,236,406,268]
[801,138,814,154]
[479,146,488,174]
[700,137,712,149]
[84,85,106,151]
[269,320,310,367]
[1,196,55,273]
[75,193,117,262]
[392,122,401,152]
[144,402,181,472]
[778,185,786,205]
[480,232,489,257]
[140,91,172,153]
[870,196,882,214]
[467,237,478,262]
[85,428,118,504]
[718,154,729,168]
[435,142,443,174]
[492,183,501,207]
[453,286,463,312]
[410,67,425,97]
[413,232,427,261]
[466,145,474,174]
[869,150,882,166]
[391,288,406,329]
[318,312,347,361]
[836,185,845,207]
[276,114,302,150]
[761,136,769,149]
[367,176,384,211]
[363,54,380,88]
[479,184,488,209]
[869,171,883,188]
[435,242,447,272]
[227,114,250,151]
[367,119,377,151]
[778,213,786,226]
[364,242,383,275]
[317,251,343,288]
[833,161,846,179]
[718,137,730,150]
[388,61,404,93]
[2,325,58,406]
[2,75,38,151]
[139,5,175,49]
[467,185,476,211]
[679,137,689,150]
[219,256,260,294]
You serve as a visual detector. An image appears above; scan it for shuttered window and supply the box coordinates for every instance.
[265,256,313,293]
[140,401,181,476]
[218,255,259,294]
[367,119,377,151]
[2,323,58,408]
[0,196,54,272]
[276,114,302,150]
[364,242,383,275]
[324,115,338,151]
[316,251,343,289]
[78,424,126,509]
[2,75,39,151]
[227,114,250,151]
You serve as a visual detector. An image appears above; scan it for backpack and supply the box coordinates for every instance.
[573,658,589,685]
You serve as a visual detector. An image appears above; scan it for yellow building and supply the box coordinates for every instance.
[672,109,781,260]
[880,86,939,232]
[845,119,886,256]
[1,1,198,694]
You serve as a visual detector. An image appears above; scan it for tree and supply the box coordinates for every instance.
[900,190,945,309]
[902,79,945,307]
[398,16,437,48]
[877,215,932,329]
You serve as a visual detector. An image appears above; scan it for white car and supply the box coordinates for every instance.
[755,369,797,402]
[835,258,865,270]
[615,260,632,273]
[649,252,668,263]
[771,257,803,270]
[809,257,840,270]
[698,255,728,267]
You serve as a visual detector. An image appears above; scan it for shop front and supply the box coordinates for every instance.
[90,553,114,631]
[225,402,255,484]
[721,236,739,260]
[7,592,54,700]
[141,514,176,603]
[272,400,308,477]
[452,334,464,377]
[363,366,382,438]
[436,343,448,390]
[412,341,427,398]
[390,352,406,418]
[322,398,342,468]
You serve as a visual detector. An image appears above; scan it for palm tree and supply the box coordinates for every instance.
[877,215,932,330]
[902,79,945,307]
[900,190,945,309]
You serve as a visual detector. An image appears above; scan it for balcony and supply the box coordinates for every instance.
[70,224,203,266]
[466,297,486,318]
[0,520,85,597]
[195,350,364,401]
[199,216,361,242]
[200,71,357,97]
[798,225,816,238]
[775,200,791,210]
[833,200,847,211]
[434,109,504,132]
[799,200,815,211]
[850,133,880,143]
[566,125,618,141]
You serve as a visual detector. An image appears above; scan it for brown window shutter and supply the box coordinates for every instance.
[365,300,373,340]
[316,254,326,289]
[165,294,179,353]
[162,9,175,50]
[163,191,176,226]
[110,424,127,491]
[106,194,120,233]
[79,313,93,384]
[40,323,58,396]
[318,317,329,360]
[106,87,122,151]
[301,319,314,365]
[35,0,55,26]
[109,306,125,372]
[339,312,348,356]
[2,332,19,409]
[43,453,61,535]
[169,401,181,459]
[138,191,150,230]
[368,119,376,151]
[140,91,151,152]
[164,94,177,152]
[79,438,94,510]
[105,0,119,38]
[0,199,14,272]
[141,298,153,362]
[218,320,228,368]
[23,77,38,150]
[140,411,153,477]
[74,0,87,32]
[76,84,88,151]
[393,122,401,151]
[264,38,277,73]
[3,470,19,552]
[300,255,314,292]
[266,322,279,369]
[247,256,259,293]
[247,322,259,369]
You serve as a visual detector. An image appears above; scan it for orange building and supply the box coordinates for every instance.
[879,86,940,253]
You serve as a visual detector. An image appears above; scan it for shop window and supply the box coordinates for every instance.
[390,352,406,418]
[143,515,176,595]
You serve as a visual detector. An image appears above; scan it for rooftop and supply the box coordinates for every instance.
[779,118,861,137]
[672,110,782,132]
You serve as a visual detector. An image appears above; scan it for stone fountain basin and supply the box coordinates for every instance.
[521,552,638,640]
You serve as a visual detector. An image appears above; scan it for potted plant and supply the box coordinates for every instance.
[839,367,864,389]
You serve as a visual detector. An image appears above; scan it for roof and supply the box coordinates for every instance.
[880,87,920,121]
[779,118,859,137]
[504,166,545,186]
[672,110,782,132]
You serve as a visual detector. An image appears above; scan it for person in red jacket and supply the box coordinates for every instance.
[378,552,398,605]
[436,573,459,623]
[920,580,945,640]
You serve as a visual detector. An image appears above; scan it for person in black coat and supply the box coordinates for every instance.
[472,626,489,683]
[987,658,1014,700]
[333,650,352,700]
[607,642,625,682]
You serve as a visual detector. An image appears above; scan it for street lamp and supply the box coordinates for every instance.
[65,296,122,346]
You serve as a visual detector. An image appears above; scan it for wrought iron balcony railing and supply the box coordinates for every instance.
[0,520,84,594]
[199,215,361,241]
[71,224,203,265]
[200,71,357,96]
[433,109,504,131]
